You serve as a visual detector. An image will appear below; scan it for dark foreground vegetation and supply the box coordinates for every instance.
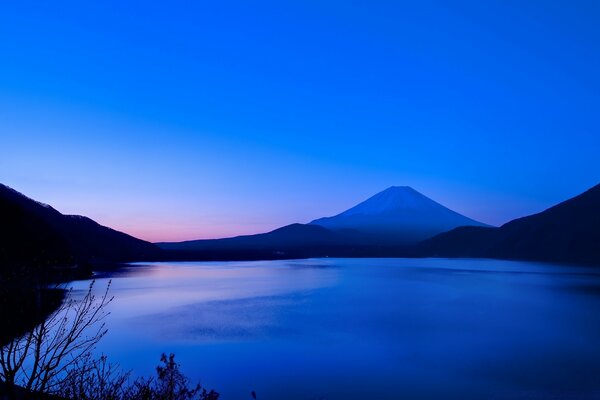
[0,282,219,400]
[0,353,219,400]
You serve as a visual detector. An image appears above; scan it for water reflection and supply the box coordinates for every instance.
[68,258,600,400]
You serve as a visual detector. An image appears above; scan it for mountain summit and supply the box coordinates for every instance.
[310,186,489,244]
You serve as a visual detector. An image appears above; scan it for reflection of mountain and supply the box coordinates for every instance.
[0,183,160,272]
[310,186,489,244]
[420,183,600,265]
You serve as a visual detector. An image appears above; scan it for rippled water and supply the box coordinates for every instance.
[67,258,600,399]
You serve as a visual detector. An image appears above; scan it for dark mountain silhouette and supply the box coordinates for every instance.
[5,181,599,267]
[159,223,349,251]
[420,183,600,264]
[1,189,71,279]
[310,186,489,244]
[157,223,397,260]
[0,184,160,273]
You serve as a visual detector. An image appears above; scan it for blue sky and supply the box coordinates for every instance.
[1,0,599,241]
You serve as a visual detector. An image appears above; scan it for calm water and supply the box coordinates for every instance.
[68,258,600,399]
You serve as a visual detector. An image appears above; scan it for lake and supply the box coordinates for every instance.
[67,258,600,399]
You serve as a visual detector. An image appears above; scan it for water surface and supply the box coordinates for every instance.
[68,258,600,399]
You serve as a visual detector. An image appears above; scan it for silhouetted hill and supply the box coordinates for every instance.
[310,186,489,244]
[157,223,393,260]
[420,183,600,264]
[53,214,160,262]
[0,184,160,274]
[159,223,352,251]
[0,185,72,274]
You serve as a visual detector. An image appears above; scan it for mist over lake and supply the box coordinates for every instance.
[67,259,600,400]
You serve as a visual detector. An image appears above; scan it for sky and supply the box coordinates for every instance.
[1,0,599,242]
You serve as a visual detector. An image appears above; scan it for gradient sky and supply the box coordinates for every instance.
[1,0,599,242]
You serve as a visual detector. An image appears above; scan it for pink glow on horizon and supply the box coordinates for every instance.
[2,177,556,244]
[83,187,550,244]
[107,221,287,243]
[102,200,532,244]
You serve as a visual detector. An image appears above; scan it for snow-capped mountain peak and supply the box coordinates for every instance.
[310,186,490,244]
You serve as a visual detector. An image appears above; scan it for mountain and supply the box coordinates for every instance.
[156,223,386,260]
[159,223,346,251]
[7,181,597,267]
[0,185,72,271]
[159,186,487,259]
[310,186,489,244]
[420,183,600,264]
[0,184,160,272]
